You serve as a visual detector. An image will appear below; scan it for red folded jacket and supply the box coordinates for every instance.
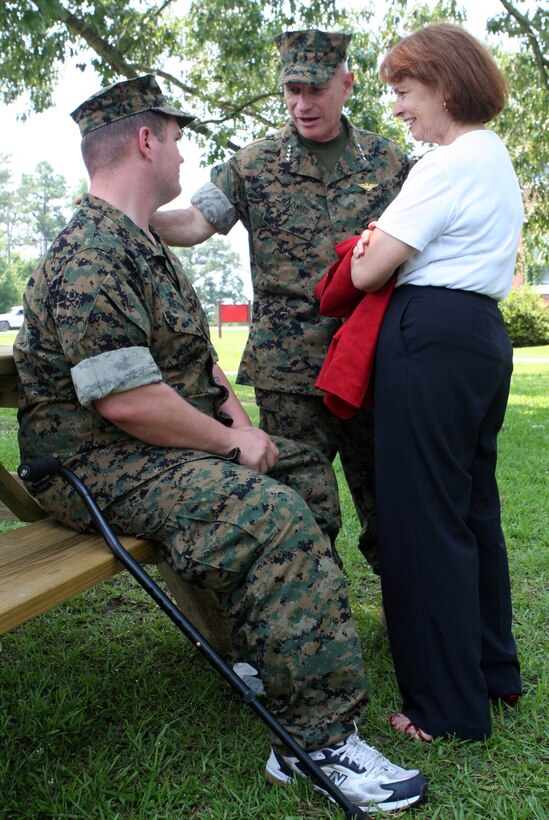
[314,236,395,418]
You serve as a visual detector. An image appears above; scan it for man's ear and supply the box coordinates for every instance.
[343,71,355,101]
[137,126,153,159]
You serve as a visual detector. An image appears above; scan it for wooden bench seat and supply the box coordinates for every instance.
[0,347,232,652]
[0,518,160,634]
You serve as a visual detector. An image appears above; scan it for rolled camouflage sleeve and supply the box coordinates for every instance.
[71,347,162,408]
[190,181,238,235]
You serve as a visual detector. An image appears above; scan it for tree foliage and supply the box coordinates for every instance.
[17,161,69,255]
[1,0,547,271]
[0,261,23,313]
[172,238,247,320]
[0,157,73,258]
[0,255,36,313]
[486,2,548,270]
[0,157,18,266]
[2,2,545,166]
[1,0,350,158]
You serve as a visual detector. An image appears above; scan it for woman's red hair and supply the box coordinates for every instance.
[380,23,508,123]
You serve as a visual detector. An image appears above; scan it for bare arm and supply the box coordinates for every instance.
[151,205,216,247]
[95,381,278,473]
[351,227,416,292]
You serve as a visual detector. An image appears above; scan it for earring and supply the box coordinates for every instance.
[443,100,448,111]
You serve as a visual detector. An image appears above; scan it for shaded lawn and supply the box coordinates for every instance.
[0,355,547,818]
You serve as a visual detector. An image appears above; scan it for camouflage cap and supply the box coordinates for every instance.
[70,74,195,137]
[275,29,352,85]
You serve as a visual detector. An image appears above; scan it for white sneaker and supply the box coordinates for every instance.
[265,727,427,813]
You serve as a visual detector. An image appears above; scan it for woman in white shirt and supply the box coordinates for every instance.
[351,23,523,742]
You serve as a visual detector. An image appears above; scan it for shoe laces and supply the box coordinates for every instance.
[330,726,390,777]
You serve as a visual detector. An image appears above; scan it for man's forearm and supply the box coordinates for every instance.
[151,205,216,247]
[95,382,235,453]
[95,381,279,473]
[152,180,238,246]
[351,228,414,292]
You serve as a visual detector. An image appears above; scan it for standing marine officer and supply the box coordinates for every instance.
[14,75,426,814]
[153,30,412,572]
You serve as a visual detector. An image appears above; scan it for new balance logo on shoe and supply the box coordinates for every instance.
[330,771,349,788]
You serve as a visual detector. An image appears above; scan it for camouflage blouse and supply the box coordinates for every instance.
[210,116,411,394]
[15,194,228,524]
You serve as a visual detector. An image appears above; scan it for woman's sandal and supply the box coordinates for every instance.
[493,693,522,707]
[389,712,434,741]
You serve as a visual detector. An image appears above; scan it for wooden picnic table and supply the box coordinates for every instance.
[0,346,18,408]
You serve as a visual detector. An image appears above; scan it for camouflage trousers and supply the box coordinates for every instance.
[105,437,368,750]
[255,388,379,574]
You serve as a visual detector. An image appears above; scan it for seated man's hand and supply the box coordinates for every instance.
[230,426,279,474]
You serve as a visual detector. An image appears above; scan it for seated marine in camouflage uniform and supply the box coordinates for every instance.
[14,75,426,814]
[153,30,412,574]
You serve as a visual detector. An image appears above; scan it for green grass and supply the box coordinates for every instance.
[513,345,549,358]
[0,346,547,818]
[210,326,249,373]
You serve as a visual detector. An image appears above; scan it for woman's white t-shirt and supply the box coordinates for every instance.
[376,129,524,301]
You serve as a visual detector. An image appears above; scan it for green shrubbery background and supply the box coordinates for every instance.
[500,288,549,347]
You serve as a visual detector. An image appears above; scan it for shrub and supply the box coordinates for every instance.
[499,287,549,347]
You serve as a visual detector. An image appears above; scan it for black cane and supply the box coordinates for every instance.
[18,458,366,819]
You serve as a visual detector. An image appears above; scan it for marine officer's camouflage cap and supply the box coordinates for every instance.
[275,29,352,85]
[70,74,195,137]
